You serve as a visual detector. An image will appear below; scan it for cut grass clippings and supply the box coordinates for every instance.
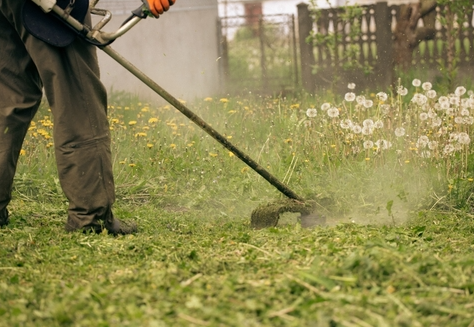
[1,202,474,326]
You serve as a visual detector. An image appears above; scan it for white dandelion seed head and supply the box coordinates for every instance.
[376,92,388,102]
[439,96,449,104]
[419,112,429,121]
[412,93,427,106]
[464,116,474,125]
[397,87,408,96]
[363,140,374,149]
[381,104,391,115]
[374,120,384,129]
[306,108,317,118]
[340,119,353,129]
[327,107,340,118]
[395,127,406,137]
[348,83,356,90]
[422,82,432,91]
[455,86,467,97]
[460,108,470,116]
[446,107,455,115]
[345,92,356,102]
[304,120,312,128]
[449,133,459,142]
[454,116,464,124]
[428,109,436,119]
[352,124,362,134]
[352,146,361,154]
[426,90,437,99]
[450,95,460,106]
[363,119,374,128]
[321,103,331,111]
[416,135,430,148]
[428,140,438,150]
[431,117,442,127]
[362,126,374,135]
[443,144,455,155]
[363,100,374,108]
[356,95,366,105]
[468,90,474,97]
[458,132,471,145]
[440,102,450,110]
[412,79,421,87]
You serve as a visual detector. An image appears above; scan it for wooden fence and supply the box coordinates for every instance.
[297,2,474,93]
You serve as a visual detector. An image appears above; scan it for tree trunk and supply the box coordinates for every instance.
[393,0,437,69]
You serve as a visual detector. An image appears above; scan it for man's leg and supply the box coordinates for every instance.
[1,1,135,233]
[0,6,43,227]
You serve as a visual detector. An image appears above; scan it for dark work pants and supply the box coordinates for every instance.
[0,0,115,230]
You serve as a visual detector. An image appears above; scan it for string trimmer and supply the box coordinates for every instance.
[28,0,324,228]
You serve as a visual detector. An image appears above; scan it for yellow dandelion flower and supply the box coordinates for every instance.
[405,160,410,164]
[244,106,250,110]
[124,106,130,110]
[148,117,158,124]
[365,157,370,161]
[209,152,218,157]
[20,149,26,156]
[129,163,136,168]
[46,142,54,148]
[241,167,249,173]
[128,121,137,126]
[284,138,292,144]
[468,178,474,182]
[111,118,120,124]
[119,160,126,165]
[170,144,176,149]
[220,98,229,103]
[228,110,237,114]
[141,107,150,112]
[179,99,186,104]
[142,126,150,131]
[147,143,153,149]
[135,132,147,138]
[204,97,213,102]
[290,103,300,109]
[330,144,336,148]
[228,152,234,157]
[227,136,233,139]
[187,143,194,147]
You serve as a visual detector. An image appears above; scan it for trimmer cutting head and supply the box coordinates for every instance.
[250,199,324,229]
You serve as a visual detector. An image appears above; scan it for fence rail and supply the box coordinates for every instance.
[297,1,474,93]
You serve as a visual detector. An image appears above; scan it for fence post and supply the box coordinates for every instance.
[374,2,394,89]
[297,3,315,93]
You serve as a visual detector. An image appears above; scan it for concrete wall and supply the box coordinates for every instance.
[94,0,220,102]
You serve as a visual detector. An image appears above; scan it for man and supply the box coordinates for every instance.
[0,0,175,234]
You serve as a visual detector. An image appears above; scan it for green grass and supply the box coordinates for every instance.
[2,83,474,326]
[2,204,474,326]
